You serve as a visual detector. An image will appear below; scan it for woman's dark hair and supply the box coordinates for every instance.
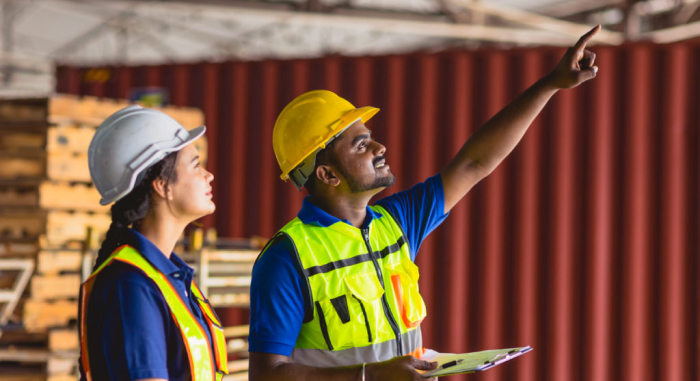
[93,152,179,270]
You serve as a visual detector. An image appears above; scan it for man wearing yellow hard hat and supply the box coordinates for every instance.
[249,26,601,381]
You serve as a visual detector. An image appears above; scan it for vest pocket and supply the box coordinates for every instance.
[351,294,373,342]
[315,301,334,350]
[314,271,389,350]
[344,271,390,345]
[388,259,427,329]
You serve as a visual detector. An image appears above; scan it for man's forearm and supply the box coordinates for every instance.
[250,356,363,381]
[449,75,558,178]
[440,26,599,213]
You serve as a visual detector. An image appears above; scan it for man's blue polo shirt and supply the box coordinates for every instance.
[249,174,449,356]
[79,229,214,381]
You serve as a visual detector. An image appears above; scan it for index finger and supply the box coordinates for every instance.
[574,25,601,52]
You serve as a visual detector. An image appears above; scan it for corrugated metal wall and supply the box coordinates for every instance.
[57,43,698,381]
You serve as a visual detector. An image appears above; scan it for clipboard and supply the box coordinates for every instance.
[420,346,532,377]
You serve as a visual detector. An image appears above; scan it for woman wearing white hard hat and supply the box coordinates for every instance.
[78,106,229,381]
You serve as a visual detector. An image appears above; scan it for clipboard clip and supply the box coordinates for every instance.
[485,349,521,366]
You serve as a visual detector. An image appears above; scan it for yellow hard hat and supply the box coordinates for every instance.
[273,90,379,190]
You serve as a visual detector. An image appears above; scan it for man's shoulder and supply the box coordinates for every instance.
[254,233,301,279]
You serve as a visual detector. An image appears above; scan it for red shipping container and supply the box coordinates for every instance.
[58,42,698,381]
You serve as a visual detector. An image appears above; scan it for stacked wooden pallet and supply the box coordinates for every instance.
[187,229,261,381]
[0,95,207,381]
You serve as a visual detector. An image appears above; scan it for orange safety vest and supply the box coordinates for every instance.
[80,245,229,381]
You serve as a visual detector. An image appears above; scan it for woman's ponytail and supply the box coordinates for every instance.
[92,151,179,270]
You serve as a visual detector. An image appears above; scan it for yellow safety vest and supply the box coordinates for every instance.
[259,205,426,367]
[80,245,229,381]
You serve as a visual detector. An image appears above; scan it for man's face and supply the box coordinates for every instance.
[328,120,395,194]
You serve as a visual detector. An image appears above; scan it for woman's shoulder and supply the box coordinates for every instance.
[90,260,165,300]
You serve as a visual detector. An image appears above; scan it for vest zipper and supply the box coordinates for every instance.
[352,295,373,343]
[361,228,403,356]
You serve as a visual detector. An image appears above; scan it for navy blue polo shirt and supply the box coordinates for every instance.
[249,174,449,356]
[79,229,214,381]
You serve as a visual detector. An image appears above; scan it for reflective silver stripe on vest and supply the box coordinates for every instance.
[290,328,422,367]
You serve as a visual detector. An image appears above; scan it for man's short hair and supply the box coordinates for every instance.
[303,138,340,194]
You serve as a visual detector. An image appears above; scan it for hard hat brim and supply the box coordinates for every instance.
[98,125,207,205]
[280,106,379,182]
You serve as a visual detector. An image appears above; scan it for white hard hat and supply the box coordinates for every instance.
[88,105,206,205]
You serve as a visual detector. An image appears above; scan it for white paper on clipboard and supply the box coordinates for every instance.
[420,346,532,377]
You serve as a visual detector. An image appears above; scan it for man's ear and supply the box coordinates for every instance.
[315,165,341,187]
[151,178,172,200]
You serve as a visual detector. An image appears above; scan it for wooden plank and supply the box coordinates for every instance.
[23,299,78,332]
[227,338,248,353]
[47,95,205,129]
[0,212,44,240]
[0,348,49,362]
[206,251,259,262]
[0,99,48,122]
[47,375,79,381]
[46,126,95,154]
[45,125,206,166]
[208,292,250,307]
[223,325,249,338]
[47,355,78,375]
[45,211,110,245]
[48,96,128,126]
[208,263,254,274]
[38,183,106,212]
[0,121,50,133]
[0,326,46,346]
[0,157,44,180]
[48,329,79,352]
[46,152,90,182]
[0,241,39,257]
[30,275,81,300]
[193,135,208,167]
[37,251,82,275]
[1,373,46,381]
[206,276,252,288]
[226,359,249,373]
[223,372,249,381]
[0,186,39,207]
[38,236,84,251]
[0,131,46,150]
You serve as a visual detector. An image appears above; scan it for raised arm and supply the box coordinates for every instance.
[441,25,601,213]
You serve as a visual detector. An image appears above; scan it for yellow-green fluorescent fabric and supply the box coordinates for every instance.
[261,205,427,367]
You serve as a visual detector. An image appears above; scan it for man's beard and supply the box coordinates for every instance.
[340,167,396,194]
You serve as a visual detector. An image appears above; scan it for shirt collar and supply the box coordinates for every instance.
[130,229,193,278]
[297,196,383,228]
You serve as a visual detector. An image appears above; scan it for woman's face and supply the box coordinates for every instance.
[166,144,215,221]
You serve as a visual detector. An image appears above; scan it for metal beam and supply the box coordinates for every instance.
[2,0,15,85]
[0,51,52,73]
[60,0,586,54]
[446,0,625,44]
[50,11,122,59]
[639,18,700,41]
[537,0,625,18]
[132,1,581,45]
